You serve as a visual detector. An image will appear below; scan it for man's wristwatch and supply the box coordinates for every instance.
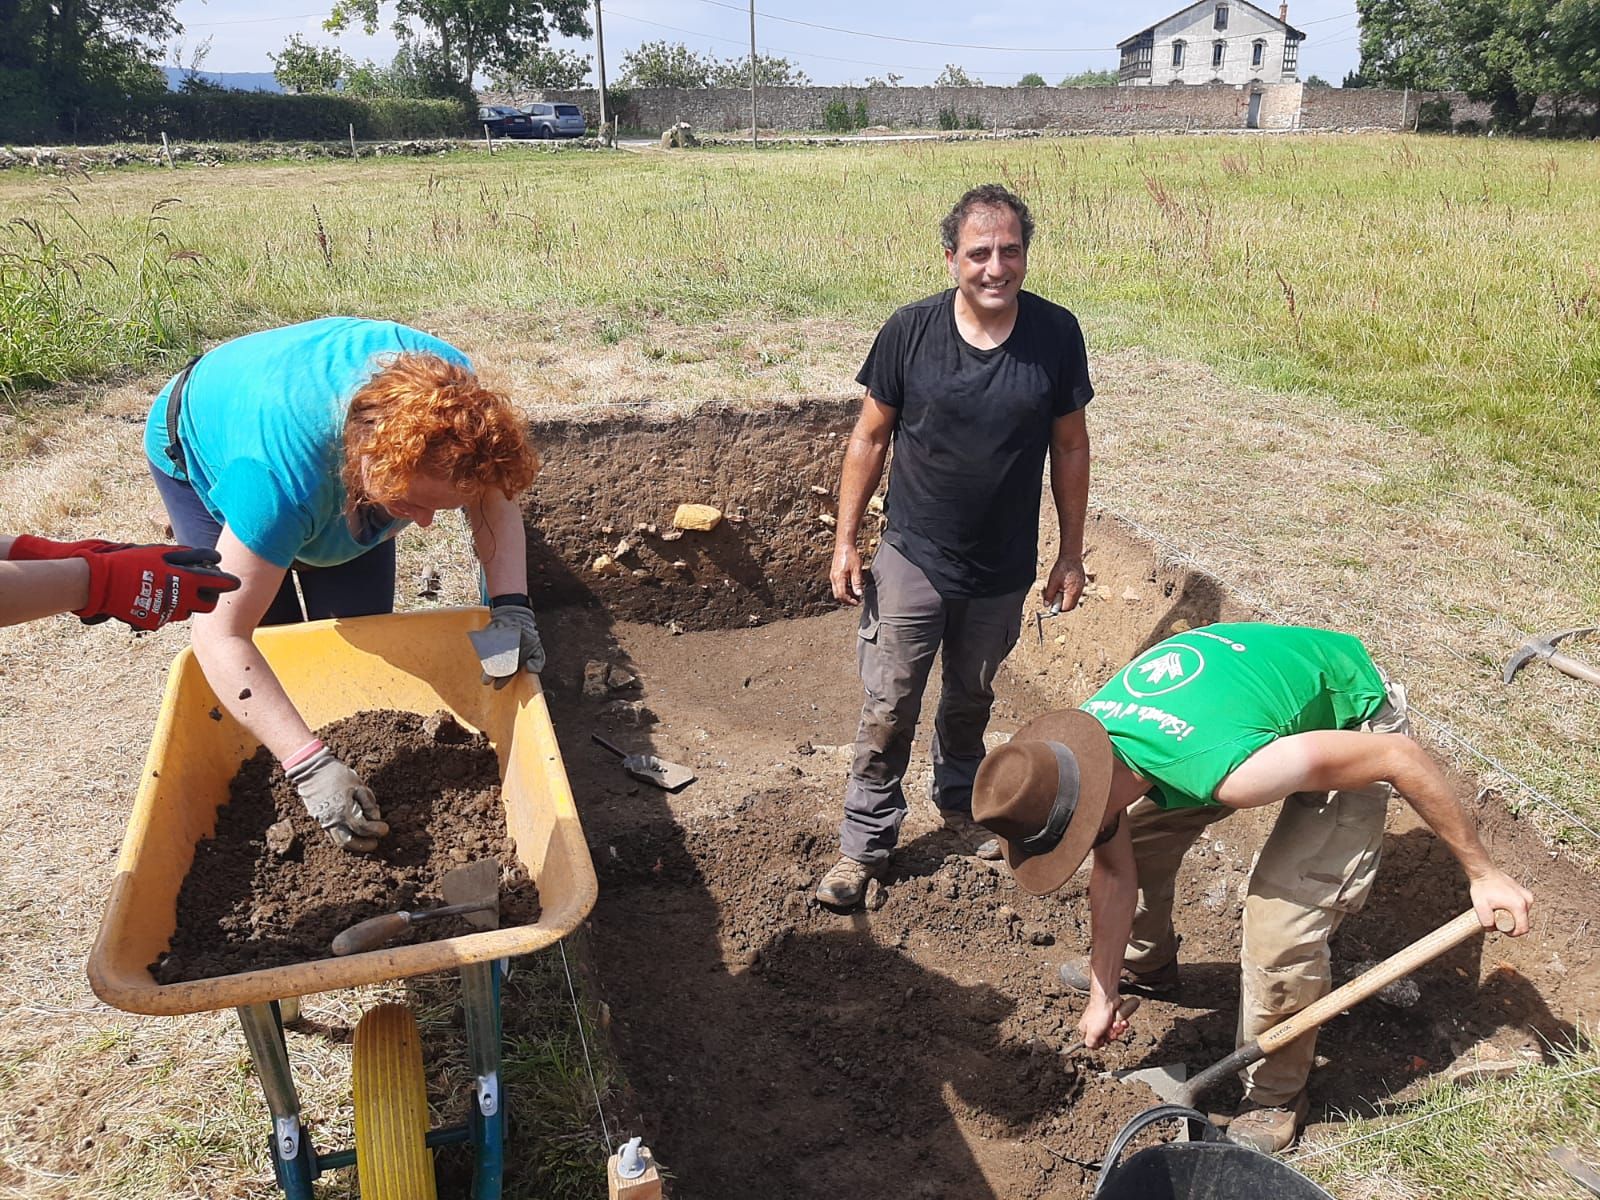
[490,592,531,609]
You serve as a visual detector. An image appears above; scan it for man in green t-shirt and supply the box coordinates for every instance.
[971,622,1533,1153]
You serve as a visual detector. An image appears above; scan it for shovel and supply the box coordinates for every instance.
[330,859,501,956]
[591,733,697,792]
[1124,907,1517,1106]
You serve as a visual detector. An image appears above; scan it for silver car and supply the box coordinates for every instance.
[521,102,587,139]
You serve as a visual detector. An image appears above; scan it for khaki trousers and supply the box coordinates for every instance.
[1120,679,1409,1106]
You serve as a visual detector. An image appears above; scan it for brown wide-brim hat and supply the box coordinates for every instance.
[971,709,1115,896]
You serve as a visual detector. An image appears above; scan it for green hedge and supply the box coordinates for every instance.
[7,90,471,144]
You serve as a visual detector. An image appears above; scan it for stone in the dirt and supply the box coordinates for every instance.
[1028,927,1055,946]
[1447,1058,1525,1086]
[264,820,296,857]
[817,512,837,528]
[422,711,467,742]
[607,665,638,692]
[659,529,684,543]
[1169,619,1193,634]
[1346,960,1422,1008]
[865,879,888,911]
[809,484,830,495]
[673,503,722,532]
[634,522,658,536]
[591,554,623,577]
[613,537,634,558]
[600,700,657,727]
[1201,878,1232,910]
[583,661,611,698]
[1122,587,1144,602]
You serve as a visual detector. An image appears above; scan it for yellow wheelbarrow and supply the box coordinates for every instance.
[87,608,599,1199]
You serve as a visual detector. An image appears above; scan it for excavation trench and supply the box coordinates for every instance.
[523,402,1598,1199]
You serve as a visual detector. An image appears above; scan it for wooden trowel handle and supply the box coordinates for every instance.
[1257,907,1515,1055]
[332,912,411,956]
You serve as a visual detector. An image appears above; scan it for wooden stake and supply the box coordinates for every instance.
[484,124,494,155]
[607,1142,662,1199]
[349,123,357,159]
[160,131,174,169]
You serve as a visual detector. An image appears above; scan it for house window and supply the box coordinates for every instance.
[1214,4,1229,30]
[1283,39,1300,72]
[1213,40,1226,68]
[1172,40,1185,68]
[1252,39,1266,67]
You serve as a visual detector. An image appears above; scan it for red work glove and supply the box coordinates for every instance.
[75,544,240,631]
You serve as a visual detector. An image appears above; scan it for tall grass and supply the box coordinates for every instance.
[0,192,202,399]
[1,136,1596,526]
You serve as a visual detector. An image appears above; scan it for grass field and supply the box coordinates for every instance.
[1,135,1597,1197]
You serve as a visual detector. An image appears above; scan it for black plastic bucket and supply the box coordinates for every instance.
[1095,1105,1337,1200]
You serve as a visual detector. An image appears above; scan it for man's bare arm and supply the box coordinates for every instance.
[1080,817,1140,1048]
[1215,730,1534,934]
[830,393,897,605]
[1045,408,1090,611]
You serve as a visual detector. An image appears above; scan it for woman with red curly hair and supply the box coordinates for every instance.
[144,317,541,852]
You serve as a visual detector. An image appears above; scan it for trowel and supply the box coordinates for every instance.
[1117,907,1518,1108]
[591,733,697,792]
[330,859,501,956]
[1034,597,1064,646]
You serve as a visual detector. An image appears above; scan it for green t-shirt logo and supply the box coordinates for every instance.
[1125,643,1206,697]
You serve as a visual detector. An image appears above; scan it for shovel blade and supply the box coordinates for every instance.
[1116,1063,1189,1104]
[441,859,500,930]
[622,753,697,792]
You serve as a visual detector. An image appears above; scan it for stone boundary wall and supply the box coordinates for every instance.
[483,84,1498,135]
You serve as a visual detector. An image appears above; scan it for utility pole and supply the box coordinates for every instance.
[595,0,609,140]
[749,0,757,145]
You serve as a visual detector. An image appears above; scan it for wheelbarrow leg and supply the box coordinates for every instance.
[462,959,506,1200]
[238,1002,317,1199]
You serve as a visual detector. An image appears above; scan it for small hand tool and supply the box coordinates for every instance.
[1035,597,1064,647]
[330,859,500,956]
[591,733,697,792]
[1060,994,1141,1056]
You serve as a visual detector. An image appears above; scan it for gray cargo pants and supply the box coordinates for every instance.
[839,540,1029,866]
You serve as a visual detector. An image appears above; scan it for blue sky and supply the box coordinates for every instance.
[170,0,1365,85]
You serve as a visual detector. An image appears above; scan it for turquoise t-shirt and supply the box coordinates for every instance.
[1079,623,1388,809]
[145,318,471,569]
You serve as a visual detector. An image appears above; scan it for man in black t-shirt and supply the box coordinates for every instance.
[816,183,1095,909]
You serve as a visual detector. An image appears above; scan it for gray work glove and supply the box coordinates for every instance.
[285,747,390,852]
[477,603,545,687]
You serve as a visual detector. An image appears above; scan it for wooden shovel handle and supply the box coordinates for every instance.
[1257,907,1514,1055]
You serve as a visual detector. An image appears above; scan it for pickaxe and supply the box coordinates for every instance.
[1502,626,1600,687]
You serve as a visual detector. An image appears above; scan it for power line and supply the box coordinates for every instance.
[604,5,945,74]
[685,0,1358,53]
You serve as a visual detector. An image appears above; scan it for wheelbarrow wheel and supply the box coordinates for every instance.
[353,1003,438,1200]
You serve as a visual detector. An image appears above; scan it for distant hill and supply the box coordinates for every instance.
[162,68,283,93]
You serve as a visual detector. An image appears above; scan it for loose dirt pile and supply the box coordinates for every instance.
[153,710,538,982]
[516,404,1599,1199]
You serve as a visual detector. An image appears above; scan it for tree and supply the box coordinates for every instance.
[344,39,470,100]
[1058,68,1118,86]
[1550,0,1600,101]
[324,0,589,95]
[1341,69,1372,87]
[617,40,713,88]
[707,52,810,87]
[1017,72,1048,87]
[864,72,904,87]
[270,33,351,94]
[1354,0,1452,89]
[1304,74,1333,87]
[487,44,591,90]
[0,0,179,137]
[933,64,982,87]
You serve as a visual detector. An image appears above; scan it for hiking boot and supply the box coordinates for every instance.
[1056,954,1182,1000]
[1226,1092,1309,1154]
[815,856,885,908]
[938,808,1003,860]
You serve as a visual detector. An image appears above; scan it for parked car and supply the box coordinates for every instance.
[521,102,587,139]
[476,105,536,138]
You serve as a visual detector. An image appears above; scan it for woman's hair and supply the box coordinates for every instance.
[341,353,539,522]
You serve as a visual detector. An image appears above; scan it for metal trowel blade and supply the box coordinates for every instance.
[467,624,523,678]
[621,753,697,792]
[441,859,501,930]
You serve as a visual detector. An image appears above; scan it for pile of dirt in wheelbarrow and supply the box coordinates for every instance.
[152,710,539,983]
